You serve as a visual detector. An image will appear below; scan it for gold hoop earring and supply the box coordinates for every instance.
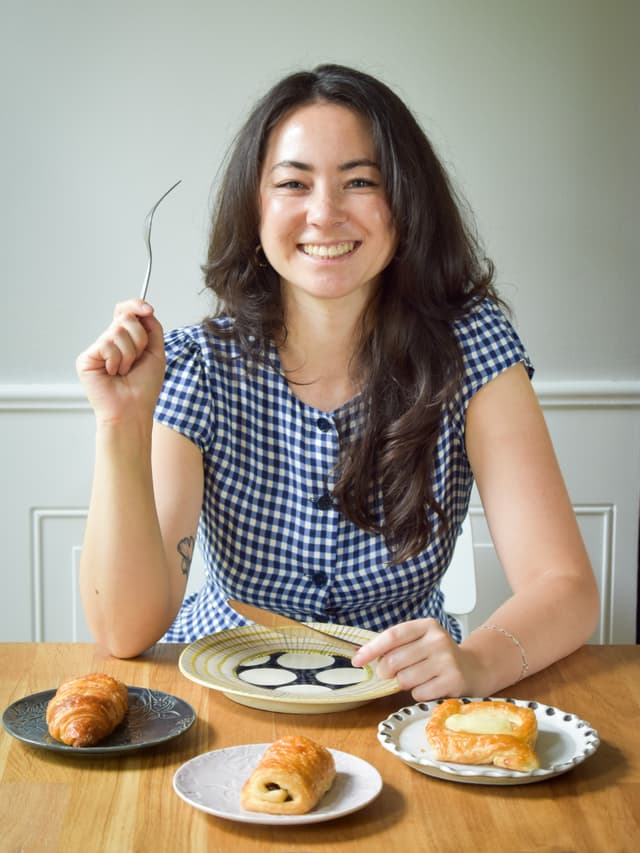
[255,244,268,268]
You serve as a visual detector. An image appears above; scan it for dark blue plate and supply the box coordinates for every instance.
[2,686,196,755]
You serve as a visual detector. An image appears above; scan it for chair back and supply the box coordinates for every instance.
[440,515,477,636]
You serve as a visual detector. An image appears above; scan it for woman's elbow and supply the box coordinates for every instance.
[571,566,601,645]
[87,619,161,660]
[583,574,601,641]
[105,639,155,660]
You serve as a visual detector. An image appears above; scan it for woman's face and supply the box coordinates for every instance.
[258,101,397,312]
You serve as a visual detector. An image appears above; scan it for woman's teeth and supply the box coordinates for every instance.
[301,242,356,258]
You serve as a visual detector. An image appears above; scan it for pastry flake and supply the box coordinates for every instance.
[425,699,540,772]
[46,672,128,747]
[241,735,336,815]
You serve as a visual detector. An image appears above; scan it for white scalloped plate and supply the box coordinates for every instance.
[179,624,399,713]
[377,697,599,785]
[173,744,383,824]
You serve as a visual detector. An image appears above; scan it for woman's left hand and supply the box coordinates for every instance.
[351,618,485,701]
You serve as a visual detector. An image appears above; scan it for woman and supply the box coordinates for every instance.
[77,64,598,700]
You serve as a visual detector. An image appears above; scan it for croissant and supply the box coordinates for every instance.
[46,673,128,747]
[241,735,336,815]
[425,699,540,772]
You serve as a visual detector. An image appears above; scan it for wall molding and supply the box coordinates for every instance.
[30,504,615,642]
[533,380,640,409]
[575,504,615,645]
[468,504,614,643]
[31,508,88,641]
[2,379,640,411]
[1,384,90,411]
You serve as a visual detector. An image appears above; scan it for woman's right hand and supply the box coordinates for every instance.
[76,299,166,425]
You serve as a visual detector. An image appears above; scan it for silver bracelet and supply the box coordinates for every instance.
[481,624,530,680]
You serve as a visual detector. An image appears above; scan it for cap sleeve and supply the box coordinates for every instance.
[154,327,214,452]
[452,299,534,415]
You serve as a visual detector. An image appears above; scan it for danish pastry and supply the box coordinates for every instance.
[46,673,128,747]
[425,699,540,772]
[241,735,336,815]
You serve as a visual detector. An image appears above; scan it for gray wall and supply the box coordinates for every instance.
[3,0,639,384]
[1,1,639,644]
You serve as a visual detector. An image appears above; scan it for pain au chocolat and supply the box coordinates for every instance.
[425,698,540,772]
[241,735,336,815]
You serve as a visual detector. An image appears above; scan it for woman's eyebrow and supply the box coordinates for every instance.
[339,158,380,171]
[270,159,311,172]
[270,158,380,173]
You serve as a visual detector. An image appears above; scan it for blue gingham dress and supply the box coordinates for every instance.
[155,298,532,643]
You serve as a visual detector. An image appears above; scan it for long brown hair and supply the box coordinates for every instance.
[203,63,500,562]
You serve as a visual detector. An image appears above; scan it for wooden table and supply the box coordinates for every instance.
[1,643,637,853]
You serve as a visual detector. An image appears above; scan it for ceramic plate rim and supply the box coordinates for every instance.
[178,623,400,708]
[377,696,600,785]
[172,743,383,825]
[2,686,196,755]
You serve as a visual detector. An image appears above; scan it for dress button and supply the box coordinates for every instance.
[311,571,328,587]
[316,417,332,432]
[315,493,334,510]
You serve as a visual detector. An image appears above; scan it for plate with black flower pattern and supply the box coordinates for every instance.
[2,686,196,755]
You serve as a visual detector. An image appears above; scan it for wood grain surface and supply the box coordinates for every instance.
[1,643,637,853]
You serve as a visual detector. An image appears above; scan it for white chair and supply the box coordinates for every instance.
[439,514,477,638]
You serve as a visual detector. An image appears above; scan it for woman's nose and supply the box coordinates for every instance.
[306,187,347,227]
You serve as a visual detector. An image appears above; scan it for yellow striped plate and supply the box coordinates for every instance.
[179,623,400,714]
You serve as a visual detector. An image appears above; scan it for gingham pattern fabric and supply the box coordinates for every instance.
[155,298,533,643]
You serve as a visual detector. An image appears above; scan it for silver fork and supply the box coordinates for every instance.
[140,179,182,301]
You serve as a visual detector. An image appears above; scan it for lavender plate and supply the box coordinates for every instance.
[173,744,383,825]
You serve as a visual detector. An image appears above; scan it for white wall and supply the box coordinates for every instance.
[2,1,638,641]
[2,0,639,382]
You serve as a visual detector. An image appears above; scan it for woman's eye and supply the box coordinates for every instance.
[276,180,305,190]
[347,178,377,189]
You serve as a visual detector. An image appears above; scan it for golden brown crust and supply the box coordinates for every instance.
[425,699,540,772]
[46,673,128,747]
[241,735,336,815]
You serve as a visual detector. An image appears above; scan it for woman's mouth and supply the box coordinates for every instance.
[299,241,358,258]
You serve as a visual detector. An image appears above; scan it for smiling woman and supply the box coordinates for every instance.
[75,64,598,703]
[259,103,397,317]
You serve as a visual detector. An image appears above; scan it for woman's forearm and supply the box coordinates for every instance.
[80,423,180,658]
[460,567,600,695]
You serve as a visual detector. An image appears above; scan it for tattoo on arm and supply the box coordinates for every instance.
[177,536,195,578]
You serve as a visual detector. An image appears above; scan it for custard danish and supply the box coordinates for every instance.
[425,699,540,772]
